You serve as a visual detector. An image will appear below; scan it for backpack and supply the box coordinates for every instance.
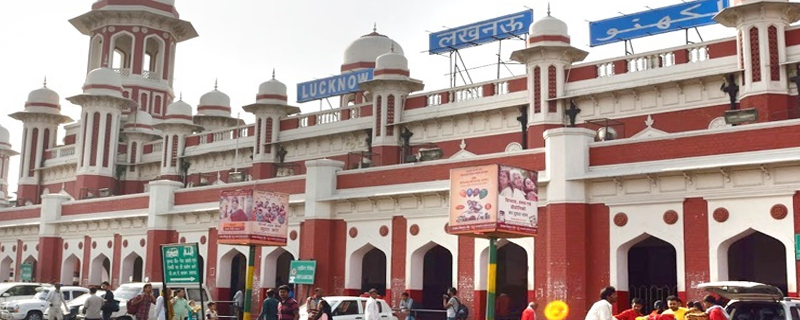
[127,295,143,315]
[453,297,469,320]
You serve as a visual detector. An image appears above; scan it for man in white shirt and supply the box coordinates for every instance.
[233,290,244,320]
[46,283,68,320]
[364,289,381,320]
[584,286,617,320]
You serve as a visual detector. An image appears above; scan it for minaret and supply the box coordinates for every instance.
[9,82,72,205]
[511,10,588,148]
[243,71,301,179]
[67,68,136,199]
[68,0,198,121]
[194,82,242,131]
[359,47,424,166]
[715,0,800,121]
[0,124,19,207]
[121,109,161,193]
[154,98,201,182]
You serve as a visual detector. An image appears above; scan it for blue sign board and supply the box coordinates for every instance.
[297,69,374,103]
[429,10,533,55]
[589,0,729,47]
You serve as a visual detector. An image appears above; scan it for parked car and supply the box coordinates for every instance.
[697,281,798,320]
[111,282,213,320]
[299,297,397,320]
[2,286,88,320]
[0,284,44,304]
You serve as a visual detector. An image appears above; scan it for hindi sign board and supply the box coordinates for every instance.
[589,0,729,47]
[20,263,32,282]
[219,189,290,246]
[288,260,317,285]
[297,69,374,103]
[162,243,201,285]
[429,10,533,55]
[448,164,538,237]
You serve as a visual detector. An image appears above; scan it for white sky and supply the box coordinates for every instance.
[0,0,738,196]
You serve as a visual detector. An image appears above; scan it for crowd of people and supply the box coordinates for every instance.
[585,287,730,320]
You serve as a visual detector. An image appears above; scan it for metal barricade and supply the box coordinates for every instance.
[214,300,239,320]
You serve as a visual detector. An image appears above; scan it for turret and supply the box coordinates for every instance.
[121,109,161,193]
[10,83,72,205]
[243,72,300,179]
[194,84,242,131]
[67,68,135,199]
[154,98,200,182]
[0,124,18,207]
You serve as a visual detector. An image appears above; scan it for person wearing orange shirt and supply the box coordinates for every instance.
[615,298,644,320]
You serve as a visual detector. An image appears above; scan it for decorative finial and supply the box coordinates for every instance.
[373,22,377,33]
[390,43,395,53]
[547,3,551,16]
[102,56,109,68]
[43,76,47,88]
[179,92,183,101]
[214,78,218,91]
[272,68,276,80]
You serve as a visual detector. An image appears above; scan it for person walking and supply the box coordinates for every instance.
[663,296,689,320]
[47,283,69,320]
[443,288,460,320]
[701,296,729,320]
[233,290,244,320]
[258,289,279,320]
[521,302,537,320]
[277,285,299,320]
[398,292,415,320]
[585,286,617,320]
[307,288,324,318]
[134,283,157,320]
[365,289,381,320]
[154,291,167,320]
[614,298,643,320]
[84,287,104,320]
[100,282,116,320]
[172,289,191,320]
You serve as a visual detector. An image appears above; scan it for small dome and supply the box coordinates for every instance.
[529,15,568,38]
[0,124,10,147]
[376,51,408,71]
[83,68,123,97]
[257,77,288,104]
[197,89,232,117]
[343,31,404,67]
[25,86,61,113]
[166,99,193,120]
[125,110,154,131]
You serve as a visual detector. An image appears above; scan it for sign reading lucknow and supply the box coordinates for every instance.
[288,260,316,285]
[162,243,201,284]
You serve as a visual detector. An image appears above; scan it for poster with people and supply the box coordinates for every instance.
[448,164,538,237]
[219,189,290,246]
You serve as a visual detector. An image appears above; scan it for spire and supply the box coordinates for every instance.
[390,43,395,53]
[179,92,183,101]
[214,78,218,91]
[373,22,377,33]
[272,68,276,80]
[43,76,47,88]
[547,2,551,16]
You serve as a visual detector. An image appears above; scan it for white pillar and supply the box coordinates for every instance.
[304,159,344,219]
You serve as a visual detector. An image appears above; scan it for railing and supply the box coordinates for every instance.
[289,103,367,129]
[595,43,712,77]
[150,141,163,153]
[192,125,253,145]
[688,45,709,62]
[597,62,615,77]
[424,77,518,107]
[627,52,675,73]
[452,84,483,102]
[112,68,131,77]
[46,145,76,160]
[142,70,160,80]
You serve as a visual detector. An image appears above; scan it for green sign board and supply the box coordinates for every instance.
[289,260,316,285]
[20,263,33,282]
[795,234,800,260]
[161,243,201,285]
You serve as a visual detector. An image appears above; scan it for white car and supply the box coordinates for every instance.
[300,297,397,320]
[2,286,88,320]
[697,281,796,320]
[0,284,44,304]
[111,282,213,320]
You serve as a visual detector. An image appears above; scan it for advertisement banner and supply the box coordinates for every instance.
[219,189,290,246]
[448,164,538,237]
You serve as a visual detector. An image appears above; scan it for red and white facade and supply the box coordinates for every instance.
[3,1,800,320]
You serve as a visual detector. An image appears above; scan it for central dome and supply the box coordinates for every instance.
[343,31,404,67]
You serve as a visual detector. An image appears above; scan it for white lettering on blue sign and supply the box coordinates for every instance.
[589,0,728,47]
[429,10,533,55]
[297,69,374,103]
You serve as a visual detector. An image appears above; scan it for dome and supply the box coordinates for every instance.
[376,51,408,71]
[197,89,232,117]
[165,99,193,121]
[83,68,123,97]
[125,109,155,131]
[256,77,288,104]
[0,124,10,147]
[343,31,404,67]
[153,0,176,5]
[25,86,61,113]
[529,15,568,38]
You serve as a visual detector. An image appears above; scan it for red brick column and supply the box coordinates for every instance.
[390,216,408,307]
[299,219,347,300]
[586,204,611,311]
[145,230,177,282]
[458,237,476,320]
[15,239,23,282]
[206,228,219,300]
[683,198,710,302]
[81,236,92,286]
[540,203,589,320]
[36,237,63,283]
[112,234,122,287]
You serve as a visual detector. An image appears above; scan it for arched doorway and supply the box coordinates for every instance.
[728,231,787,294]
[0,257,12,282]
[90,255,111,285]
[497,243,528,320]
[627,236,677,314]
[121,253,143,284]
[423,245,453,317]
[22,256,37,282]
[61,255,81,285]
[275,252,293,288]
[361,248,387,296]
[230,253,247,300]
